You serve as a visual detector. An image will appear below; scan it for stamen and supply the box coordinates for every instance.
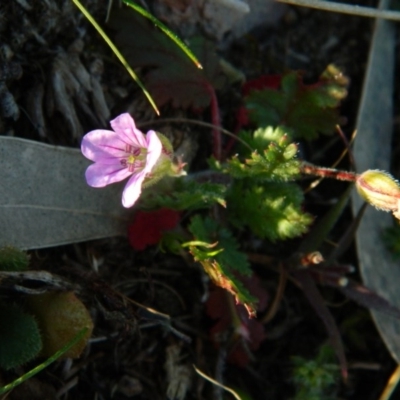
[125,144,133,153]
[125,144,141,156]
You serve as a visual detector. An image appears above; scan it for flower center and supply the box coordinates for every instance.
[120,145,146,172]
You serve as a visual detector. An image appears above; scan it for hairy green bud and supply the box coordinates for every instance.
[356,170,400,218]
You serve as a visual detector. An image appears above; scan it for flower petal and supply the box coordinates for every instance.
[85,162,131,187]
[122,170,147,208]
[144,130,162,173]
[81,130,129,163]
[110,113,147,148]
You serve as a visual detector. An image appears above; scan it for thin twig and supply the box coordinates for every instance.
[138,118,254,152]
[275,0,400,21]
[261,262,288,324]
[304,129,356,192]
[115,279,187,310]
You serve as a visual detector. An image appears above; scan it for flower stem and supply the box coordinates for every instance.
[205,82,222,161]
[300,162,359,182]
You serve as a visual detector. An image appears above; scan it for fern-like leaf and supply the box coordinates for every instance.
[212,126,300,181]
[228,182,313,241]
[186,216,256,315]
[145,179,227,210]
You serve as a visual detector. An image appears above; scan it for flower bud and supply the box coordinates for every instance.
[356,170,400,218]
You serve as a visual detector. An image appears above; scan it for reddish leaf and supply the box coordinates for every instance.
[128,208,180,251]
[242,74,282,96]
[109,10,224,109]
[244,66,348,140]
[236,74,282,130]
[306,260,400,320]
[332,279,400,320]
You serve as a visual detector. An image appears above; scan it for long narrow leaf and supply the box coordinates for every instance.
[71,0,159,115]
[335,280,400,320]
[122,0,202,70]
[299,184,353,254]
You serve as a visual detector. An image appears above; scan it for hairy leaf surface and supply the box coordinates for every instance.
[228,182,313,241]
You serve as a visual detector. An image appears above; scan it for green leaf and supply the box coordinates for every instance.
[144,179,227,210]
[245,65,348,140]
[122,0,202,69]
[228,182,313,241]
[188,216,250,275]
[187,216,256,315]
[0,303,42,370]
[212,126,300,181]
[292,344,339,400]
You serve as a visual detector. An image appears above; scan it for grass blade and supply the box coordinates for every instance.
[122,0,203,70]
[71,0,159,115]
[0,328,88,395]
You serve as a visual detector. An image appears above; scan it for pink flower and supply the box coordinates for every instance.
[81,113,162,208]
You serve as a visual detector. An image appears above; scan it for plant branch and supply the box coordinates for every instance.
[301,162,359,182]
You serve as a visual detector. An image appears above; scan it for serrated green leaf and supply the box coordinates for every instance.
[187,216,256,315]
[188,214,217,242]
[217,228,251,276]
[188,216,250,274]
[198,258,257,317]
[213,126,300,181]
[228,182,313,241]
[245,66,348,140]
[145,179,227,210]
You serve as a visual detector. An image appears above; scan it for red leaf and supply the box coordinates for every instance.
[244,67,348,140]
[242,74,282,96]
[128,208,180,251]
